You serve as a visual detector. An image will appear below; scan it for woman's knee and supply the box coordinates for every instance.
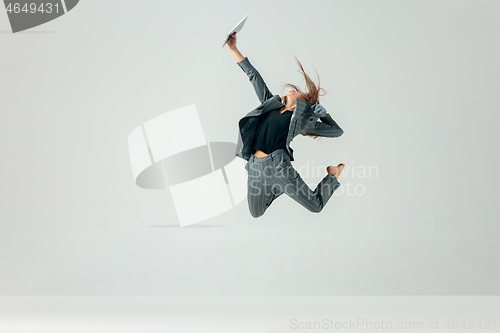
[303,195,324,213]
[249,206,265,218]
[308,204,323,213]
[248,196,274,218]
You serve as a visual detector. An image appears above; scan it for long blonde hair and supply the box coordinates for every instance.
[280,56,327,140]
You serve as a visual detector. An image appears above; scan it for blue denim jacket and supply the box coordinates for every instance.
[235,57,343,161]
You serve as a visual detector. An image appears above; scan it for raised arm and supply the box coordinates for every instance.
[227,32,245,62]
[226,32,274,103]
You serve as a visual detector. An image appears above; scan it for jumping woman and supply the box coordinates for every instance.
[226,32,345,218]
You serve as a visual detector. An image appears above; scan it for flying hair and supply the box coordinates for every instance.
[280,56,328,140]
[280,55,327,106]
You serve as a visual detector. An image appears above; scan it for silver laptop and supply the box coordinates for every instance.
[222,15,248,47]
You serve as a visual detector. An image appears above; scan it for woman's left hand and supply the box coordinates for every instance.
[301,133,319,139]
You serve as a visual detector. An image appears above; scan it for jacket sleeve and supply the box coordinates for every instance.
[307,113,344,138]
[237,57,274,104]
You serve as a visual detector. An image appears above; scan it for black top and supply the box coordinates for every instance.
[252,108,292,154]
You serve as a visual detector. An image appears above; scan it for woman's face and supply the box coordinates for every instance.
[285,89,308,105]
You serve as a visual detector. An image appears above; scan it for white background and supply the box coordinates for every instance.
[0,0,499,295]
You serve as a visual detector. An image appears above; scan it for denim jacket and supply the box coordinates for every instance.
[235,57,343,162]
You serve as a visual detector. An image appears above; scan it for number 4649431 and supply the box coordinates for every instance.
[443,319,496,330]
[6,2,60,14]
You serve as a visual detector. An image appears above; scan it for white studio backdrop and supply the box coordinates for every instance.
[0,0,499,294]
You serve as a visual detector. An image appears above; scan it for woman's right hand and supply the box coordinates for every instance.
[226,32,237,49]
[227,32,244,62]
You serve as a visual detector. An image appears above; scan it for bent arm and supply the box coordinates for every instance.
[306,114,344,138]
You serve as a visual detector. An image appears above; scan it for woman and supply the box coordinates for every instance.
[226,32,345,218]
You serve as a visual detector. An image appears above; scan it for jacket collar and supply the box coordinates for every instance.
[239,95,284,119]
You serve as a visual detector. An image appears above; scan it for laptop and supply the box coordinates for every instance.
[222,15,248,47]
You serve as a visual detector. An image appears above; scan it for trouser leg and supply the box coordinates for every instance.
[246,159,275,218]
[273,163,340,213]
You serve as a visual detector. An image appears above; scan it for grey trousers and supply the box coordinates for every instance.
[245,149,341,218]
